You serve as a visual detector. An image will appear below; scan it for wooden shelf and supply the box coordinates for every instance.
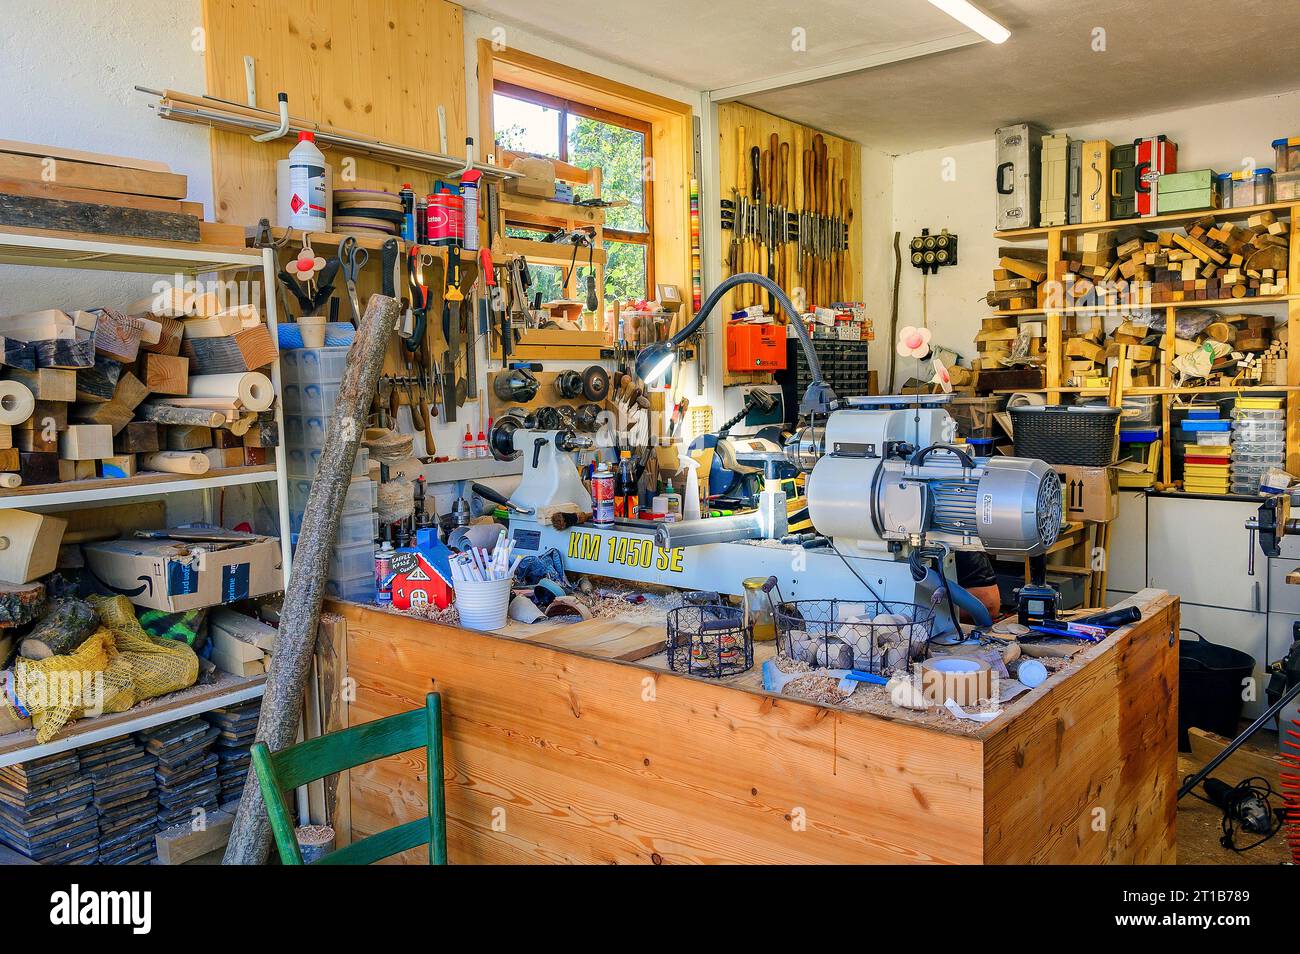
[995,200,1296,242]
[992,385,1299,396]
[994,293,1295,317]
[499,193,604,227]
[0,672,265,769]
[0,465,279,510]
[501,235,607,268]
[0,224,262,274]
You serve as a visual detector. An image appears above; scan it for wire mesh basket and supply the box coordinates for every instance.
[773,599,934,674]
[666,604,754,678]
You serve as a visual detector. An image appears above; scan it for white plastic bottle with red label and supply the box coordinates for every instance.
[288,131,328,231]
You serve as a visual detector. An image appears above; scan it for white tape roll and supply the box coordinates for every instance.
[0,381,36,425]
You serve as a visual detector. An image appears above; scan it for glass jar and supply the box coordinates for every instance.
[741,577,776,642]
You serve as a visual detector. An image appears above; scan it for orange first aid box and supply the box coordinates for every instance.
[726,323,787,372]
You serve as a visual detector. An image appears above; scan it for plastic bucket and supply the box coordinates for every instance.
[1178,631,1255,750]
[455,576,513,630]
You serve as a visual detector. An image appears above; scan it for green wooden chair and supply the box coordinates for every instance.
[251,691,447,865]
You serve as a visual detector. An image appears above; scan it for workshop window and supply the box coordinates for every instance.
[494,83,654,300]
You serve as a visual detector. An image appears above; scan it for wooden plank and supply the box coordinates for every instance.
[520,618,666,661]
[0,138,172,174]
[0,177,187,214]
[0,153,187,199]
[0,192,200,243]
[155,810,234,864]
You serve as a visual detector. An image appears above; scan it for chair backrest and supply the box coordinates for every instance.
[251,691,446,865]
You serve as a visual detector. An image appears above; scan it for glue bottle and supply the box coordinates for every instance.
[288,132,328,231]
[662,480,682,522]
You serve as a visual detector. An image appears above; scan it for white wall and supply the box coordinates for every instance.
[0,0,212,312]
[879,87,1300,382]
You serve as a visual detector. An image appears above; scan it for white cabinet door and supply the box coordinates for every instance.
[1148,497,1265,612]
[1179,603,1270,719]
[1107,491,1147,593]
[1267,530,1300,615]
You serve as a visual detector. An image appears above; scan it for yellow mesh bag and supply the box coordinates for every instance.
[89,595,199,701]
[8,629,136,743]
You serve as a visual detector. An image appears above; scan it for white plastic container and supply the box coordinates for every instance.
[288,132,328,231]
[455,576,513,630]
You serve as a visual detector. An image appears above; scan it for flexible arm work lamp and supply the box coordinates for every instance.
[634,271,838,415]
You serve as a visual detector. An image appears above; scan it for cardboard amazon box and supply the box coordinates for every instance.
[1054,465,1119,524]
[83,532,282,612]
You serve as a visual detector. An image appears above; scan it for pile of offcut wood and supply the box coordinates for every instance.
[1052,212,1289,307]
[0,295,278,489]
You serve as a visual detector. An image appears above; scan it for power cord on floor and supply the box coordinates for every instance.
[1183,773,1285,853]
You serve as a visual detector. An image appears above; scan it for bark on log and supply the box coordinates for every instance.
[136,402,227,428]
[224,293,398,865]
[19,598,97,659]
[0,581,47,627]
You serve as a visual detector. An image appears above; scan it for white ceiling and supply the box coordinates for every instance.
[464,0,1300,154]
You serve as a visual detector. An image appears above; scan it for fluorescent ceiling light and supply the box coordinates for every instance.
[926,0,1011,44]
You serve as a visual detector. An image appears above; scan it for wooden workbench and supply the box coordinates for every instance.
[328,590,1180,864]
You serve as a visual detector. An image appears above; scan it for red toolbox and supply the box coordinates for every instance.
[1134,135,1178,217]
[727,323,787,371]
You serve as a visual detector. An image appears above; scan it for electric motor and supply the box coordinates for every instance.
[795,408,1062,557]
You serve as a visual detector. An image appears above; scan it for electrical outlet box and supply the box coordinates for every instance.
[909,229,958,273]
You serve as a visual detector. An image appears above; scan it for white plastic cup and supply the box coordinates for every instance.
[455,576,513,630]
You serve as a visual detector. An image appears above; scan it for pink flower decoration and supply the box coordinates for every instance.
[895,325,932,359]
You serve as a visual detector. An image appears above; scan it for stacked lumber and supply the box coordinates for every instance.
[0,295,277,489]
[0,752,98,863]
[0,139,242,246]
[80,735,159,865]
[975,316,1047,372]
[138,717,221,831]
[204,700,260,808]
[985,248,1048,312]
[1052,212,1290,308]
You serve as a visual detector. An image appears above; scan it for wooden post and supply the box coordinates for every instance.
[224,293,398,865]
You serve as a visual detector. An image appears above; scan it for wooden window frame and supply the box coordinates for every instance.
[493,79,655,295]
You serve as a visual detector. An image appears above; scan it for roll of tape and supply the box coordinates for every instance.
[0,381,35,425]
[921,655,993,707]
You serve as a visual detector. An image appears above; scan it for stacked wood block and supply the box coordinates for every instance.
[1053,213,1290,307]
[975,315,1047,372]
[985,249,1048,312]
[204,700,260,808]
[0,294,276,489]
[138,716,221,830]
[80,734,159,865]
[0,752,98,863]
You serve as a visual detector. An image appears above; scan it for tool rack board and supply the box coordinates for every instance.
[202,0,470,229]
[716,103,862,387]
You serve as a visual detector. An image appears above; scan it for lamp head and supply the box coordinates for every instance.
[636,341,676,386]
